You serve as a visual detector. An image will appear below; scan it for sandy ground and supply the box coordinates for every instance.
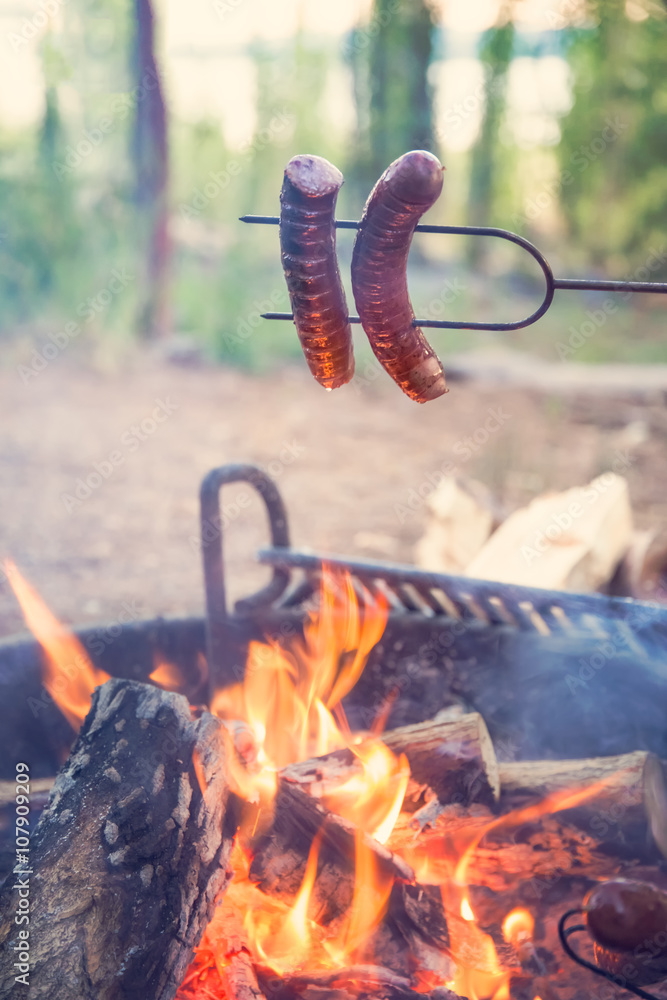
[0,351,665,637]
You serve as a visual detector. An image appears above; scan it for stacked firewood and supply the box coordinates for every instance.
[1,678,666,1000]
[416,472,667,602]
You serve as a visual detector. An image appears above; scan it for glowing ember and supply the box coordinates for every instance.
[461,897,475,921]
[4,559,110,730]
[502,907,534,948]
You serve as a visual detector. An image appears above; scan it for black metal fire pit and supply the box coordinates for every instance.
[1,463,667,784]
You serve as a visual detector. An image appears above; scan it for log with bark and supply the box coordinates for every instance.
[498,751,667,858]
[248,776,414,926]
[245,733,458,983]
[0,679,238,1000]
[281,713,499,813]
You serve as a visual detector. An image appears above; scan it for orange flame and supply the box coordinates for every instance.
[150,657,187,692]
[502,908,534,948]
[4,559,110,730]
[245,831,324,974]
[442,886,509,1000]
[325,833,395,967]
[205,569,402,980]
[322,740,410,843]
[210,567,398,830]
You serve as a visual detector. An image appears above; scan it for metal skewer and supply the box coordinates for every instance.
[240,215,667,333]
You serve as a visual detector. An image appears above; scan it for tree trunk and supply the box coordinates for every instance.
[132,0,170,338]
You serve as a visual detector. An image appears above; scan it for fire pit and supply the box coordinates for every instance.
[1,463,667,1000]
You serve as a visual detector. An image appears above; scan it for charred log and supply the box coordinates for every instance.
[0,679,237,1000]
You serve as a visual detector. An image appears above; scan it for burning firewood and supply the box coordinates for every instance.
[498,751,667,857]
[279,713,499,817]
[0,679,238,1000]
[244,770,455,984]
[248,777,414,926]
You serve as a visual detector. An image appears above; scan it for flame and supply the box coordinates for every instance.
[322,740,410,843]
[212,568,388,769]
[150,656,187,692]
[441,882,508,1000]
[210,567,398,831]
[4,559,110,730]
[502,908,534,948]
[245,832,323,974]
[205,569,401,981]
[325,833,395,967]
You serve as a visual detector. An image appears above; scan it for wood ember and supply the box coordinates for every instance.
[178,904,268,1000]
[0,679,238,1000]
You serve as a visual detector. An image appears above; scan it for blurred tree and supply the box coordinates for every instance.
[466,1,515,265]
[347,0,440,192]
[131,0,170,337]
[558,0,667,275]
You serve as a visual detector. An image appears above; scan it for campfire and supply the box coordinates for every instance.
[1,465,667,1000]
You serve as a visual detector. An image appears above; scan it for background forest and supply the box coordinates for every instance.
[1,0,666,369]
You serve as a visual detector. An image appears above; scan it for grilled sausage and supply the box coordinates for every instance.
[280,154,354,389]
[585,878,667,985]
[351,150,447,404]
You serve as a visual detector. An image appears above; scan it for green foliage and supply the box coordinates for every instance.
[467,4,516,261]
[557,0,667,275]
[347,0,439,192]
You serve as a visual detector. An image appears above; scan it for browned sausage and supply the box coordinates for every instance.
[280,154,354,389]
[585,878,667,985]
[351,150,447,404]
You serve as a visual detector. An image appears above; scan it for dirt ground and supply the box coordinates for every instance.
[0,350,666,638]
